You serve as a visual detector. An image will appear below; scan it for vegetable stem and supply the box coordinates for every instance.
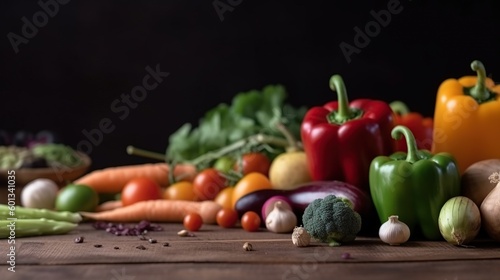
[330,75,350,122]
[275,122,302,152]
[127,133,293,169]
[189,134,290,166]
[469,60,491,102]
[127,146,166,161]
[389,101,410,115]
[391,125,420,164]
[327,75,363,125]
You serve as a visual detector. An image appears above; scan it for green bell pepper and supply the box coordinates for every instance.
[369,125,460,240]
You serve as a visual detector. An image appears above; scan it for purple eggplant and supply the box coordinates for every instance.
[234,180,379,235]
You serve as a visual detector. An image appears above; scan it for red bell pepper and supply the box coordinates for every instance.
[389,101,433,152]
[300,75,395,192]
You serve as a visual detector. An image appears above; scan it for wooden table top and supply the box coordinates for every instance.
[2,221,500,280]
[2,178,500,279]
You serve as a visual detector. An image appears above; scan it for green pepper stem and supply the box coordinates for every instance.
[391,125,419,164]
[327,75,363,124]
[389,101,410,115]
[469,60,491,102]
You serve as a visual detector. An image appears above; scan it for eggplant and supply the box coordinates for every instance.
[234,180,379,236]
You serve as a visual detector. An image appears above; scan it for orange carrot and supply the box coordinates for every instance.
[74,163,197,194]
[81,199,222,224]
[95,200,123,212]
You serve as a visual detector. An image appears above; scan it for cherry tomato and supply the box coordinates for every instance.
[164,181,197,201]
[214,187,234,209]
[231,172,273,209]
[121,177,162,207]
[192,168,227,201]
[216,208,239,228]
[234,152,271,176]
[213,156,236,173]
[183,212,203,231]
[241,211,261,232]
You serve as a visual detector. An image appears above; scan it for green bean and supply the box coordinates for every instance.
[0,218,78,238]
[0,204,82,223]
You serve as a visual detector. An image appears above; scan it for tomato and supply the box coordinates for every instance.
[214,187,234,209]
[235,152,271,176]
[121,177,163,207]
[192,168,227,201]
[55,184,99,212]
[183,212,203,231]
[216,208,239,228]
[164,181,197,201]
[231,172,273,209]
[241,211,261,232]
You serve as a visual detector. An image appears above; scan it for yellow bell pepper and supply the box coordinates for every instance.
[432,60,500,174]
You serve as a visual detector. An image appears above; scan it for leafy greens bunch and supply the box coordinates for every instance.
[166,85,307,167]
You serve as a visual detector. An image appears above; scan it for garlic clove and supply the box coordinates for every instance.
[292,226,311,247]
[379,215,410,245]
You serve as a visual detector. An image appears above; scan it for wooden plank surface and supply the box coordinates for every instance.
[1,222,500,279]
[2,184,500,279]
[8,223,500,265]
[4,260,500,280]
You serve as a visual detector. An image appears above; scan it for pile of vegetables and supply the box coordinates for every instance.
[0,143,83,169]
[8,59,500,250]
[165,84,307,168]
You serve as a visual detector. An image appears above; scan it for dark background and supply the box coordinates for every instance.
[1,0,499,171]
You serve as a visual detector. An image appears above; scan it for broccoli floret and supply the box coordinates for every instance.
[302,194,362,246]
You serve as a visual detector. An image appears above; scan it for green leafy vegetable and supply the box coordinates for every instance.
[0,144,82,169]
[32,143,82,167]
[166,85,307,166]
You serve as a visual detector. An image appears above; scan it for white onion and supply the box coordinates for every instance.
[438,196,481,246]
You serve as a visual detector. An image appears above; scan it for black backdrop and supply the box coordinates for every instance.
[1,0,499,171]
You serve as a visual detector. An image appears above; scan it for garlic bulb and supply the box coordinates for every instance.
[21,178,59,209]
[379,215,410,245]
[265,201,297,233]
[292,226,311,247]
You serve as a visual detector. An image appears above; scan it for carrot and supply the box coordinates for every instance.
[80,199,222,224]
[95,200,123,212]
[74,163,197,194]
